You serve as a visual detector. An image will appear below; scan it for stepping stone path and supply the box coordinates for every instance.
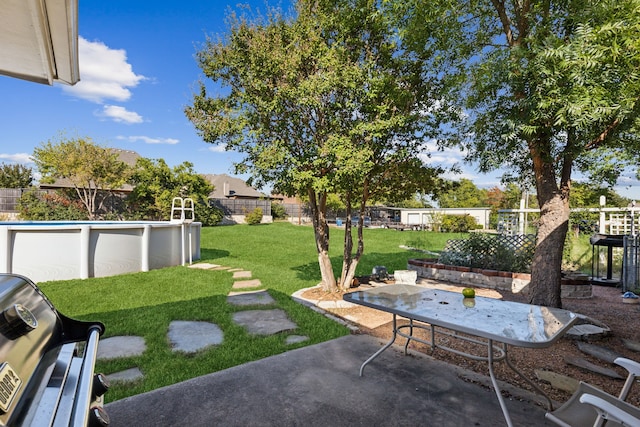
[564,356,624,379]
[97,336,146,360]
[227,290,275,306]
[232,279,262,289]
[576,341,623,364]
[232,309,298,335]
[535,370,580,394]
[98,262,307,384]
[565,314,611,340]
[623,338,640,353]
[168,320,224,353]
[538,316,629,394]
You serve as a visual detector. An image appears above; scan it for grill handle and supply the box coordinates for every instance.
[59,313,105,344]
[70,327,103,427]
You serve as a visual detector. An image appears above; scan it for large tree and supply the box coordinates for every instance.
[0,163,33,188]
[186,0,447,291]
[33,136,131,219]
[394,0,640,307]
[127,158,217,223]
[436,178,488,208]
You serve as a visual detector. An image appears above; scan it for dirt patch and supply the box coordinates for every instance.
[301,283,640,406]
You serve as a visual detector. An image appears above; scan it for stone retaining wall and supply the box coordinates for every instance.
[407,259,592,299]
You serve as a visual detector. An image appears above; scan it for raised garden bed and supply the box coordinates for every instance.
[407,258,592,299]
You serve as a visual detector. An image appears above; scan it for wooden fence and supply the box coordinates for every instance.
[0,188,31,212]
[211,198,272,216]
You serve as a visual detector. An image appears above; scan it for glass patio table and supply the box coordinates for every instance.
[343,284,578,427]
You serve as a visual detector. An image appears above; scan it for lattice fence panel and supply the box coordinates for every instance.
[439,234,536,272]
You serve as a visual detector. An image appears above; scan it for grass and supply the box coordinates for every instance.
[38,222,457,402]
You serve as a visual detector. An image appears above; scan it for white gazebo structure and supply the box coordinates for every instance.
[0,0,79,85]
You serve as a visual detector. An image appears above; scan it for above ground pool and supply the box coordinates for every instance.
[0,221,201,283]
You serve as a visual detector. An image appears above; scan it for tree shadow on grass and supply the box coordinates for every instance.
[291,250,424,282]
[199,247,231,261]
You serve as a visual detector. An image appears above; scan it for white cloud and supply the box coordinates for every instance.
[417,142,465,166]
[98,105,143,124]
[208,144,227,153]
[0,153,33,164]
[62,37,146,103]
[117,135,179,145]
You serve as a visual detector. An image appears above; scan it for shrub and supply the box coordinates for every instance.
[18,189,87,220]
[271,202,287,220]
[195,199,224,226]
[245,207,263,225]
[440,214,477,232]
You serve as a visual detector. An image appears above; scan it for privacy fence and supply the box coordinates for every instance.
[0,188,37,212]
[211,198,272,216]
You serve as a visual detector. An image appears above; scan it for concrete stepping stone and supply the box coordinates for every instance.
[317,300,358,310]
[565,314,611,340]
[188,263,221,270]
[232,279,262,289]
[232,309,297,335]
[168,321,224,353]
[106,367,144,384]
[566,324,611,340]
[227,290,275,306]
[622,338,640,353]
[286,335,309,345]
[564,356,624,379]
[576,342,622,364]
[535,370,579,393]
[98,336,146,360]
[232,270,252,279]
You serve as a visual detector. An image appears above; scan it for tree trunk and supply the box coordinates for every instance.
[527,137,571,308]
[340,189,368,291]
[308,189,337,292]
[529,193,568,308]
[340,194,354,290]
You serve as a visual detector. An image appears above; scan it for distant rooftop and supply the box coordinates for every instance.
[39,149,140,192]
[203,174,267,199]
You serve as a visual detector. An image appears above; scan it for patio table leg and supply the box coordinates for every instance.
[359,314,398,377]
[403,319,413,355]
[488,339,514,427]
[503,344,554,410]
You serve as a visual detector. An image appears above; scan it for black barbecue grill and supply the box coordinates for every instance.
[0,274,108,426]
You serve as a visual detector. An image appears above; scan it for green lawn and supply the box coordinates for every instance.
[38,222,456,402]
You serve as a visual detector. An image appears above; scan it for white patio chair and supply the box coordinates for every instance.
[579,393,640,426]
[545,357,640,427]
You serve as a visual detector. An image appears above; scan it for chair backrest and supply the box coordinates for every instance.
[579,393,640,427]
[546,382,605,427]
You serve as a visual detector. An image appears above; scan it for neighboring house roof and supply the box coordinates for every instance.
[39,149,140,192]
[270,194,295,203]
[0,0,79,85]
[203,174,266,199]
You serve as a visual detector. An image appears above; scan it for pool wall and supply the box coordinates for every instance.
[0,221,201,283]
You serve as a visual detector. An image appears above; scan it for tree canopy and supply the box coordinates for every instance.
[436,179,488,209]
[187,0,449,291]
[32,136,131,219]
[0,163,33,188]
[127,158,219,224]
[392,0,640,307]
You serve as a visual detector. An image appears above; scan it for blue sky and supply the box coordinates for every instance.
[1,0,638,202]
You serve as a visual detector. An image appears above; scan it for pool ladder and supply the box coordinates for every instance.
[171,198,195,266]
[171,197,194,224]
